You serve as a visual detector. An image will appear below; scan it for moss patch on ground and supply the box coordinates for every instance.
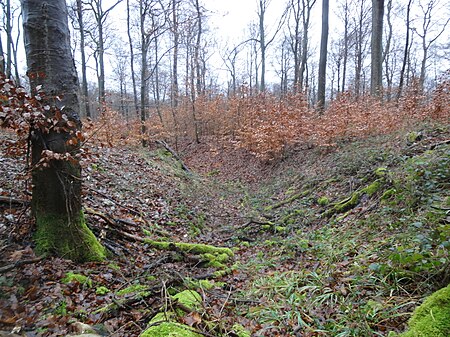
[62,272,92,287]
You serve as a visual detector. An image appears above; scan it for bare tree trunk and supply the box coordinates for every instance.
[21,0,105,262]
[76,0,91,118]
[290,0,302,90]
[370,0,384,97]
[342,0,349,92]
[299,0,316,91]
[6,0,12,78]
[0,34,4,74]
[171,0,179,148]
[258,0,266,92]
[127,0,139,118]
[96,1,105,105]
[397,0,412,100]
[140,0,149,147]
[383,0,392,100]
[317,0,329,111]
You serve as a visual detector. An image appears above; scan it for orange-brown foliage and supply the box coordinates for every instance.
[89,78,449,160]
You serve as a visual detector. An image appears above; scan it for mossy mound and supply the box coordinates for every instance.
[400,284,450,337]
[140,322,203,337]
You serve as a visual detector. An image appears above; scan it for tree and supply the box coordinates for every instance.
[317,0,329,111]
[352,0,371,97]
[299,0,317,91]
[370,0,384,97]
[287,0,303,90]
[126,0,139,118]
[397,0,413,100]
[73,0,91,117]
[21,0,105,262]
[1,0,22,84]
[84,0,121,105]
[413,0,449,90]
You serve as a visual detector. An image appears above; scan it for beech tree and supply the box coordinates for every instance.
[317,0,329,110]
[21,0,105,262]
[370,0,384,97]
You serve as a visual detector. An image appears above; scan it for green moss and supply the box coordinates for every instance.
[232,323,251,337]
[61,272,92,287]
[375,167,388,177]
[172,290,202,310]
[140,322,203,337]
[146,240,233,271]
[335,192,361,213]
[406,131,421,144]
[150,312,175,324]
[261,224,271,230]
[145,240,233,258]
[317,196,330,206]
[275,226,286,233]
[382,188,397,200]
[96,286,110,295]
[363,180,382,196]
[117,284,148,296]
[35,211,106,262]
[400,284,450,337]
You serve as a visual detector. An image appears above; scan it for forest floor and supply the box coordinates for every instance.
[0,121,449,337]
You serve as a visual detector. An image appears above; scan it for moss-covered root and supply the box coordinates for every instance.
[145,240,233,269]
[35,211,106,262]
[400,283,450,337]
[323,178,385,218]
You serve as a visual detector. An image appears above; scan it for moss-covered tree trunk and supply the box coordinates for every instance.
[21,0,105,262]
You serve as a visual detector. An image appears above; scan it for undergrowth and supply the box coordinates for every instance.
[230,124,449,336]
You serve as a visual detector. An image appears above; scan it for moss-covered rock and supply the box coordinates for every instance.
[399,284,450,337]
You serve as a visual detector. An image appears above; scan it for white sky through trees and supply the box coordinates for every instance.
[2,0,450,93]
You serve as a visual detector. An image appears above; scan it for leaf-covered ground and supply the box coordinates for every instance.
[0,122,449,337]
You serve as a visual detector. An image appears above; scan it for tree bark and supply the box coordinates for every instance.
[317,0,329,111]
[370,0,384,97]
[127,0,139,118]
[21,0,105,262]
[397,0,412,100]
[76,0,91,118]
[6,0,12,78]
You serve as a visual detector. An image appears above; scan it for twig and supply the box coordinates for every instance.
[155,140,191,173]
[429,139,450,150]
[0,195,29,206]
[0,256,45,274]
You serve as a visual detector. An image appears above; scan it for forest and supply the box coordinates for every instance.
[0,0,449,336]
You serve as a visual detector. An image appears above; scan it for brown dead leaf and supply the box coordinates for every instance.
[182,311,202,326]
